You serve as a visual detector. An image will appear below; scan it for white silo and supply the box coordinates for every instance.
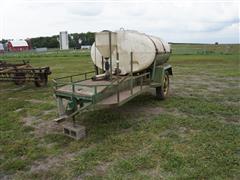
[59,31,69,50]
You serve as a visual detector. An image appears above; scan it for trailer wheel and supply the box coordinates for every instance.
[34,74,47,87]
[156,73,169,100]
[13,72,26,85]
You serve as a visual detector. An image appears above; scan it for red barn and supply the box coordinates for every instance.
[7,40,29,52]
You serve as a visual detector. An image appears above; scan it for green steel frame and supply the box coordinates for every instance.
[53,47,172,122]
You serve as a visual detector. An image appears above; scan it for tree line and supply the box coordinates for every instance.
[0,32,95,49]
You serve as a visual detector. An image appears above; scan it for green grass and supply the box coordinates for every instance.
[171,44,240,55]
[0,44,239,179]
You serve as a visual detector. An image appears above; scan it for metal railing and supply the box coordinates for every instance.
[53,51,151,104]
[53,71,150,104]
[115,72,150,103]
[53,71,95,88]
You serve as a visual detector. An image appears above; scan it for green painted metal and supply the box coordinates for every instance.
[151,64,172,87]
[153,66,164,83]
[115,86,149,107]
[54,72,151,115]
[53,52,172,120]
[154,52,171,66]
[66,97,78,114]
[55,91,93,101]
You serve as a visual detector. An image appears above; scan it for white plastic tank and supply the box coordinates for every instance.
[91,29,171,75]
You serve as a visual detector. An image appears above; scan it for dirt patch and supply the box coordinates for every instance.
[30,145,96,176]
[34,120,63,137]
[8,97,18,100]
[171,74,235,99]
[224,101,240,107]
[221,116,240,125]
[165,108,189,118]
[22,113,62,137]
[76,162,111,179]
[1,86,25,92]
[25,99,45,104]
[22,116,37,126]
[0,174,13,180]
[118,105,165,117]
[43,110,55,115]
[159,129,173,138]
[93,162,111,176]
[29,140,108,178]
[143,168,172,179]
[160,126,200,141]
[141,106,165,116]
[15,108,24,113]
[30,151,76,173]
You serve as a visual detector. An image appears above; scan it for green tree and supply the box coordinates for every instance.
[28,32,95,49]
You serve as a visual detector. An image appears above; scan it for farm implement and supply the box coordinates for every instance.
[53,30,173,139]
[53,58,172,140]
[0,60,51,87]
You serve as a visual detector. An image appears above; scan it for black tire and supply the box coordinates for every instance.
[156,73,169,100]
[34,74,47,87]
[13,72,26,85]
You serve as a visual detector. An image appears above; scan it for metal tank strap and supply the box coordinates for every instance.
[159,38,167,53]
[144,34,158,81]
[145,34,158,55]
[146,34,167,54]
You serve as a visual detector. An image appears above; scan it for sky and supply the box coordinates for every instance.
[0,0,239,43]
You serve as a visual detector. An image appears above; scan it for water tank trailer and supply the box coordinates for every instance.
[53,29,172,138]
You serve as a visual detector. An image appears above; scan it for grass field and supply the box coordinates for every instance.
[0,44,240,179]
